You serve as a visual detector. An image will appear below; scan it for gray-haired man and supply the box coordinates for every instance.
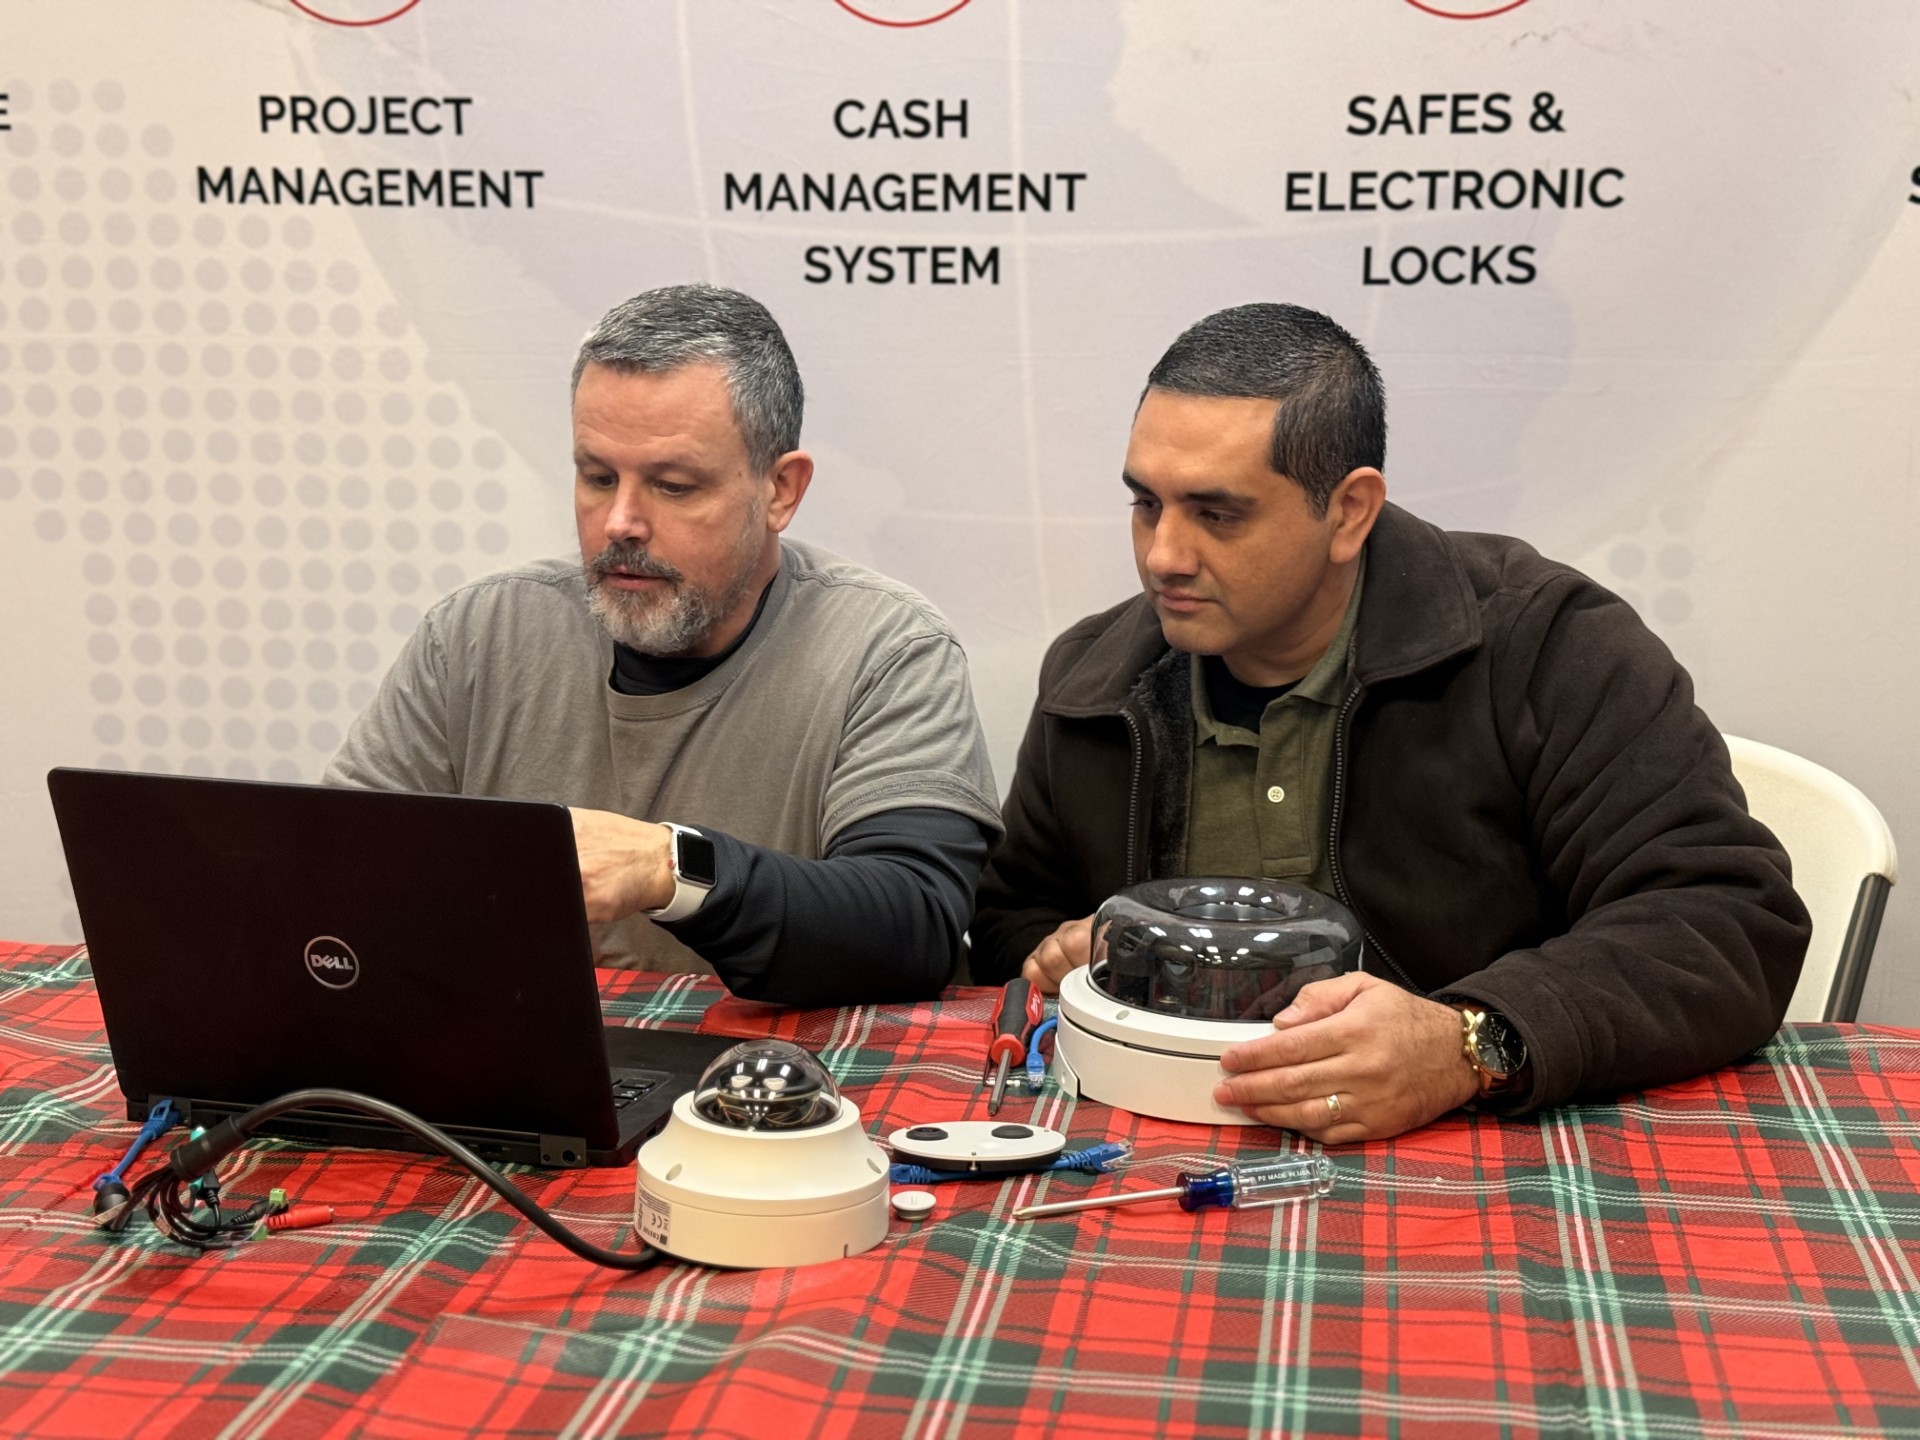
[329,285,1001,1006]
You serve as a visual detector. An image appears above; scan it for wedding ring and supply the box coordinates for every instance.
[1325,1093,1343,1122]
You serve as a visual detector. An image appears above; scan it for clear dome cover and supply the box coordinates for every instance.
[1090,877,1363,1022]
[691,1039,843,1130]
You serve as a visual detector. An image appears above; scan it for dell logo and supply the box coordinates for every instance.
[304,935,361,989]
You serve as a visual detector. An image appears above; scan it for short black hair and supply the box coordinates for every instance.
[1145,303,1385,514]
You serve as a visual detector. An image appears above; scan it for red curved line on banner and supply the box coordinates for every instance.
[834,0,975,27]
[288,0,425,27]
[1403,0,1533,18]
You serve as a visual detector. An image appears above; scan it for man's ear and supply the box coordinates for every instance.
[764,450,814,533]
[1326,466,1386,565]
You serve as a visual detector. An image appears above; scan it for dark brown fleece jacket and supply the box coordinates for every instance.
[971,502,1811,1112]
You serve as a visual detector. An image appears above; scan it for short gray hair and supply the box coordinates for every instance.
[571,284,804,474]
[1146,303,1385,516]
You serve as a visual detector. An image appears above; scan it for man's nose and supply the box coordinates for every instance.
[602,479,652,544]
[1145,511,1197,581]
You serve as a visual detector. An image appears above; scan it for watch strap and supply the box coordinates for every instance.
[647,823,712,924]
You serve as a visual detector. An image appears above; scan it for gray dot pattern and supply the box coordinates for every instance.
[1605,512,1694,627]
[1,80,527,902]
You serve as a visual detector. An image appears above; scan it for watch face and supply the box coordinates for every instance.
[676,832,717,888]
[1476,1011,1525,1075]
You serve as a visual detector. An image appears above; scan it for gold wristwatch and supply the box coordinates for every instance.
[1455,1006,1525,1098]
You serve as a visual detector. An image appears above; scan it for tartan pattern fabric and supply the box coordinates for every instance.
[0,940,1916,1439]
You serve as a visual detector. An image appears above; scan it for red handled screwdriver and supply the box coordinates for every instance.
[985,978,1046,1116]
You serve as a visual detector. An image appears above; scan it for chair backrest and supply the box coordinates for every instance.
[1724,735,1898,1022]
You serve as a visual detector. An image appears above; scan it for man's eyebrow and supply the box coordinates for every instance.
[1183,487,1255,509]
[572,447,709,481]
[1123,472,1256,510]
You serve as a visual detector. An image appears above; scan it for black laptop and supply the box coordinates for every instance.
[47,767,735,1167]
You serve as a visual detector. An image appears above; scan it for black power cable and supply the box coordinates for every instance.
[104,1088,665,1272]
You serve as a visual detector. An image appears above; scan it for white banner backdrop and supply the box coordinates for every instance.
[4,0,1918,1020]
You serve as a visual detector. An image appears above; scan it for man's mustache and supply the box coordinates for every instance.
[588,542,683,585]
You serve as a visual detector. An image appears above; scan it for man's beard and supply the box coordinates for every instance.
[584,518,766,658]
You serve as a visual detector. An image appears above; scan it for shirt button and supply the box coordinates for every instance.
[1266,785,1285,804]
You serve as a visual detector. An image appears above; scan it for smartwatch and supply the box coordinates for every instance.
[647,824,716,924]
[1455,1005,1527,1098]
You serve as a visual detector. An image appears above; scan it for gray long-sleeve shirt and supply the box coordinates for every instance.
[328,541,1002,999]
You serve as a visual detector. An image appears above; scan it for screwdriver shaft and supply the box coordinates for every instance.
[987,1053,1013,1115]
[1013,1186,1184,1220]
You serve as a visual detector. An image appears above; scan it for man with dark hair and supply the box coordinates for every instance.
[972,301,1808,1141]
[331,284,1001,1007]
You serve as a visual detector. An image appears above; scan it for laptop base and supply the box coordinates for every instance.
[130,1026,738,1169]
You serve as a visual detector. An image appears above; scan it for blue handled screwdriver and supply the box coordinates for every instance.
[1012,1154,1334,1219]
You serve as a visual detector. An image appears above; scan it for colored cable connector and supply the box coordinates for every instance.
[91,1099,180,1223]
[100,1088,665,1271]
[1024,1016,1058,1087]
[252,1204,335,1240]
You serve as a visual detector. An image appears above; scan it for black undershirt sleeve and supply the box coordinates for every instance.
[655,807,993,1009]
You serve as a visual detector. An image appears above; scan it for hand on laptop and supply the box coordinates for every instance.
[569,808,675,922]
[1020,915,1094,994]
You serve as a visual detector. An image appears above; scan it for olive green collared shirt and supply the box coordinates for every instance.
[1183,562,1365,894]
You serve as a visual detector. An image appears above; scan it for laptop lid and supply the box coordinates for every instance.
[47,767,716,1166]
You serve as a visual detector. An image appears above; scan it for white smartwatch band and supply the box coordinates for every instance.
[647,823,713,924]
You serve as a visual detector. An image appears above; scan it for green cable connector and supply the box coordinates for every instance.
[187,1128,210,1197]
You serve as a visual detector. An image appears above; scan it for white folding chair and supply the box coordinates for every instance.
[1724,735,1898,1022]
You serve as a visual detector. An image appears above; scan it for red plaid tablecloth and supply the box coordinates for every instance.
[1,939,1917,1439]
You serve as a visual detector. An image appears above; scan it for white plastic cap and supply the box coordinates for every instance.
[890,1189,937,1219]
